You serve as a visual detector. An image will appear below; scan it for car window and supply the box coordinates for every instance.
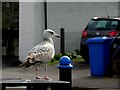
[96,20,107,29]
[111,21,118,29]
[86,19,118,30]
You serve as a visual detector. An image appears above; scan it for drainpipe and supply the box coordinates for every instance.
[44,0,47,30]
[118,1,120,17]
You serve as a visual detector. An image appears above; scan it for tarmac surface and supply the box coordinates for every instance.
[0,62,119,90]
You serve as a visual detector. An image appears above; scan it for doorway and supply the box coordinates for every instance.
[2,2,19,65]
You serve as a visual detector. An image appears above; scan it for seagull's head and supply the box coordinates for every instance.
[43,29,60,39]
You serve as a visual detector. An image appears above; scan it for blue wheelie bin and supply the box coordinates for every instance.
[86,37,113,77]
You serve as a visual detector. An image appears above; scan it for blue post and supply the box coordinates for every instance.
[58,56,73,90]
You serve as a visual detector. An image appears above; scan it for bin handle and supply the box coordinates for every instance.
[111,32,120,59]
[111,32,120,45]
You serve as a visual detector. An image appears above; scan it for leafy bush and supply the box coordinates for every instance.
[51,50,82,62]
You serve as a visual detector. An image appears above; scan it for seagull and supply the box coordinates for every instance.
[20,29,60,80]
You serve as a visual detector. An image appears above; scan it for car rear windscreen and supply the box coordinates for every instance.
[86,19,118,30]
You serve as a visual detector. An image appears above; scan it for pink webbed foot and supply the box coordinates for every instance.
[45,76,52,81]
[36,76,43,80]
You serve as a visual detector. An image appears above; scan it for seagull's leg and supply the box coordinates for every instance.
[45,64,47,78]
[45,64,52,80]
[35,65,38,79]
[35,65,43,80]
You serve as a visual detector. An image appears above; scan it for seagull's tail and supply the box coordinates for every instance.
[18,61,31,68]
[18,55,35,68]
[18,59,42,68]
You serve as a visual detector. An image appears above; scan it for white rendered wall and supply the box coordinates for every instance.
[19,2,44,62]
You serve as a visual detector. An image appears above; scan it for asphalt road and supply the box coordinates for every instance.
[0,62,119,90]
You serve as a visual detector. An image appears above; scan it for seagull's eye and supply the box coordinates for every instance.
[49,31,54,35]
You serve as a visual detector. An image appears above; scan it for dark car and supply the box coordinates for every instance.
[80,17,120,63]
